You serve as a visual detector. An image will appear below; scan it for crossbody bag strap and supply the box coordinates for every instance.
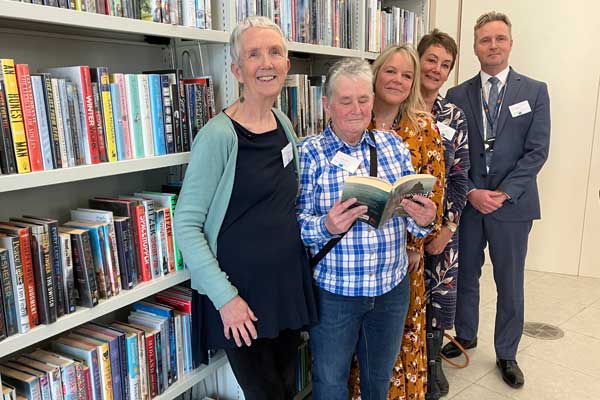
[309,131,377,267]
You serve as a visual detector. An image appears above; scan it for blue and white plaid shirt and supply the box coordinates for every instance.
[297,126,430,297]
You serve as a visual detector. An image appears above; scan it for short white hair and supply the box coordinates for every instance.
[229,16,288,65]
[324,58,373,99]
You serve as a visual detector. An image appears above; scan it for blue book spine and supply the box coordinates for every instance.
[126,333,140,399]
[182,314,190,372]
[147,75,166,155]
[110,83,127,161]
[106,337,122,400]
[68,224,110,299]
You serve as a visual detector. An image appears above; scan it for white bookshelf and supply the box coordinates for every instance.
[0,0,230,43]
[287,42,363,59]
[0,270,191,359]
[0,153,190,193]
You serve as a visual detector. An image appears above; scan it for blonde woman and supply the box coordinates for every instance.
[349,45,445,400]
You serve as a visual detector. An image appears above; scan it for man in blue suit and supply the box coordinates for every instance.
[441,11,550,388]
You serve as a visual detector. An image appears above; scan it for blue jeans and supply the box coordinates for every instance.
[310,277,410,400]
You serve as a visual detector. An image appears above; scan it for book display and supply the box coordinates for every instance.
[0,0,430,398]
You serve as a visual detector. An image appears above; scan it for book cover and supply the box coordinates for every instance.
[3,361,51,400]
[92,67,117,162]
[136,74,154,157]
[0,235,30,334]
[25,350,76,400]
[112,216,134,290]
[111,73,132,160]
[59,227,99,309]
[89,82,108,163]
[341,173,436,228]
[0,365,41,400]
[66,334,113,400]
[58,232,76,314]
[30,75,54,171]
[13,357,62,400]
[37,74,62,169]
[124,74,144,159]
[55,337,102,400]
[146,74,166,156]
[65,81,85,166]
[159,75,174,154]
[52,78,74,168]
[0,247,17,337]
[15,64,44,172]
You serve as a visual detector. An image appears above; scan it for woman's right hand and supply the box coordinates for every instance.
[325,198,368,235]
[219,295,258,347]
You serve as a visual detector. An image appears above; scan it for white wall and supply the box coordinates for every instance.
[435,0,600,276]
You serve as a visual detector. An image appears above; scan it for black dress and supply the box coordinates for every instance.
[192,114,318,366]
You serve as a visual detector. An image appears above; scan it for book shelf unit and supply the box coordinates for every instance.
[0,0,431,397]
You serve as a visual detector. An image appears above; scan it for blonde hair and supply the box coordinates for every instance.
[474,11,512,40]
[371,44,425,132]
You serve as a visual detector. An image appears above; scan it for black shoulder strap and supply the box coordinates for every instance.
[309,132,377,267]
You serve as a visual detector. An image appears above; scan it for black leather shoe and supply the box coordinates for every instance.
[440,336,478,359]
[496,359,524,388]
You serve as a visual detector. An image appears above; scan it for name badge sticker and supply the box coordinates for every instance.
[330,151,361,173]
[509,100,532,118]
[281,142,294,168]
[436,121,456,141]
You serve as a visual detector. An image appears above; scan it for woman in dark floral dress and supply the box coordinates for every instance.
[417,30,471,399]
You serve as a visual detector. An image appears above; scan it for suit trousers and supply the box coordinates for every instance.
[455,205,532,360]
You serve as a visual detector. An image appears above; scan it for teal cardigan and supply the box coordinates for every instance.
[174,108,300,310]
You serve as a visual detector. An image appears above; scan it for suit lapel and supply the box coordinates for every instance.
[495,68,523,137]
[466,74,484,139]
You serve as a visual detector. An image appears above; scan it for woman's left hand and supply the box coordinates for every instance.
[407,250,421,273]
[425,225,453,255]
[401,195,437,227]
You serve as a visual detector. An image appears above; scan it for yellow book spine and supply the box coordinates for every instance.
[1,59,30,173]
[99,343,114,400]
[101,73,117,162]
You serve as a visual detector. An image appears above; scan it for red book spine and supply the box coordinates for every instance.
[83,366,93,400]
[80,66,101,164]
[15,64,43,171]
[18,228,38,326]
[135,205,152,282]
[146,333,157,398]
[154,293,191,313]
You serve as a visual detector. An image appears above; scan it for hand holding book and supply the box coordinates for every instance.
[341,173,437,229]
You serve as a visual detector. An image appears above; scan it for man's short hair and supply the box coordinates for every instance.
[474,11,512,39]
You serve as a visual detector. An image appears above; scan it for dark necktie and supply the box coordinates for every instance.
[485,76,500,167]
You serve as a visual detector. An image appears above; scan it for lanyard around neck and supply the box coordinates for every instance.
[481,80,507,132]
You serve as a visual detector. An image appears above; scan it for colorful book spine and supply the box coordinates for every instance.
[0,247,17,336]
[0,80,18,174]
[159,75,174,154]
[15,64,44,171]
[147,74,166,155]
[109,83,127,161]
[137,74,153,157]
[0,59,31,173]
[98,67,117,162]
[114,74,132,159]
[30,76,54,170]
[124,75,144,159]
[39,74,62,169]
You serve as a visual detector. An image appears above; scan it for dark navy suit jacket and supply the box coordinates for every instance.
[446,68,550,221]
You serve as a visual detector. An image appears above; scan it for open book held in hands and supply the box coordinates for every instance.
[341,173,436,228]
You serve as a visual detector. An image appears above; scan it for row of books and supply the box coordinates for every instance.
[277,74,326,138]
[0,284,194,400]
[13,0,214,30]
[0,59,216,175]
[0,189,184,339]
[236,0,358,50]
[365,1,425,52]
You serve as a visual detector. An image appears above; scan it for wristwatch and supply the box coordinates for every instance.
[445,222,458,233]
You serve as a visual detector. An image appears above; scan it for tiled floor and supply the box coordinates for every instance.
[442,267,600,400]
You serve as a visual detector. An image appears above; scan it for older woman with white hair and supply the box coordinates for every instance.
[175,16,317,400]
[297,58,437,400]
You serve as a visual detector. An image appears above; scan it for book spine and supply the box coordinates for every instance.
[144,201,159,279]
[168,82,181,153]
[160,75,174,154]
[83,365,93,400]
[109,83,126,161]
[155,210,167,275]
[0,252,6,340]
[66,81,84,166]
[17,228,39,326]
[70,232,95,308]
[41,74,62,169]
[107,338,122,400]
[28,232,53,324]
[31,76,54,170]
[99,68,117,162]
[1,59,31,173]
[103,224,120,296]
[116,75,132,160]
[145,333,157,397]
[59,233,76,313]
[0,81,18,174]
[113,219,133,290]
[81,66,101,164]
[0,248,17,336]
[51,79,69,168]
[124,75,144,159]
[8,237,30,333]
[147,75,166,155]
[15,64,44,171]
[98,343,114,400]
[134,205,151,282]
[125,334,140,400]
[73,361,86,400]
[46,222,65,318]
[163,208,176,273]
[39,231,58,323]
[137,75,154,157]
[91,83,108,163]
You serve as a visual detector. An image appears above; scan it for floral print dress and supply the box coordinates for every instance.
[425,95,470,330]
[349,113,446,400]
